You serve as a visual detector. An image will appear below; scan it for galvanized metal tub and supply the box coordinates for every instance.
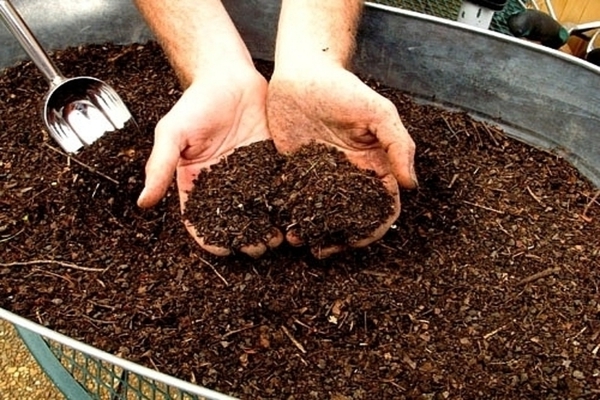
[1,0,599,399]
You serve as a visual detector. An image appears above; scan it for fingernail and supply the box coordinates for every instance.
[410,164,419,188]
[137,188,147,207]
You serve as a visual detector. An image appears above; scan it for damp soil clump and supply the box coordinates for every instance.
[1,42,600,399]
[275,143,395,248]
[184,140,284,249]
[184,140,395,250]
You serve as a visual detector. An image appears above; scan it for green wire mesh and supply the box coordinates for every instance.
[375,0,526,34]
[46,338,204,400]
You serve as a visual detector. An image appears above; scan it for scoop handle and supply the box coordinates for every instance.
[0,0,65,86]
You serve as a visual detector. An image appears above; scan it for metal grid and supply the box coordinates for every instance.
[2,308,236,400]
[47,340,203,400]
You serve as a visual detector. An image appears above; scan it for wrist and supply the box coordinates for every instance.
[273,54,343,81]
[274,0,362,74]
[187,46,255,85]
[135,0,253,87]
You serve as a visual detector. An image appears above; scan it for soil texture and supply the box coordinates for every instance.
[185,140,395,251]
[1,42,599,400]
[184,140,284,250]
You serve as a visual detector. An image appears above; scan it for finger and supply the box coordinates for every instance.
[184,220,232,257]
[240,242,267,258]
[237,227,284,258]
[351,175,401,248]
[228,226,284,258]
[266,228,285,249]
[137,120,182,208]
[199,238,232,257]
[285,229,304,247]
[370,101,418,189]
[311,244,346,259]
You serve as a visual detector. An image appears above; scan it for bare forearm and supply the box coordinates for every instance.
[275,0,363,71]
[134,0,252,87]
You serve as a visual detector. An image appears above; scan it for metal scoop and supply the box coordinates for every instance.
[0,0,134,153]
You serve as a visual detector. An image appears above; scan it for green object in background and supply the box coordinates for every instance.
[16,326,93,400]
[507,9,569,49]
[16,325,205,400]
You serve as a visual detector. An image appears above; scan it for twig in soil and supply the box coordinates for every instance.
[441,115,457,137]
[0,227,25,243]
[380,379,406,391]
[526,186,545,207]
[294,354,309,367]
[222,324,257,339]
[582,190,600,222]
[448,173,459,189]
[516,266,561,286]
[483,324,508,340]
[463,200,505,214]
[293,318,314,331]
[481,123,500,147]
[360,270,390,277]
[197,255,229,286]
[44,143,120,185]
[81,314,117,325]
[140,352,161,372]
[469,120,484,147]
[87,299,117,311]
[0,259,106,272]
[27,187,49,203]
[27,268,75,286]
[496,221,513,237]
[281,326,307,354]
[567,327,587,343]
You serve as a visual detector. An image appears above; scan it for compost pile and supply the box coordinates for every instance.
[1,42,599,399]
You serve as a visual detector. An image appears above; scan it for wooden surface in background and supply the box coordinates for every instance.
[535,0,600,56]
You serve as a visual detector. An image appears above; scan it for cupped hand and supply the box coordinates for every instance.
[137,66,283,257]
[267,63,417,258]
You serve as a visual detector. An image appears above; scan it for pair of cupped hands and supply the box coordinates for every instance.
[136,60,417,259]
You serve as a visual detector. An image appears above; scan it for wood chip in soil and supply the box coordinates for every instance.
[1,42,600,399]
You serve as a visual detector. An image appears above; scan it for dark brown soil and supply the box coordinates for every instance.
[1,42,599,400]
[185,140,395,250]
[275,143,395,248]
[184,140,284,249]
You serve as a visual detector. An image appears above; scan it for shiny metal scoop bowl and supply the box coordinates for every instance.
[0,0,134,153]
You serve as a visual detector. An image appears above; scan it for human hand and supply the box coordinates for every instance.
[267,63,417,258]
[138,66,283,257]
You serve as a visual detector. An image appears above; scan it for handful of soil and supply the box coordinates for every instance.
[183,140,395,251]
[276,142,395,247]
[183,140,284,250]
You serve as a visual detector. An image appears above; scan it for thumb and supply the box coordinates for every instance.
[371,103,418,189]
[137,120,182,208]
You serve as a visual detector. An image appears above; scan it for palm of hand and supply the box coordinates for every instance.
[267,66,415,257]
[141,69,282,257]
